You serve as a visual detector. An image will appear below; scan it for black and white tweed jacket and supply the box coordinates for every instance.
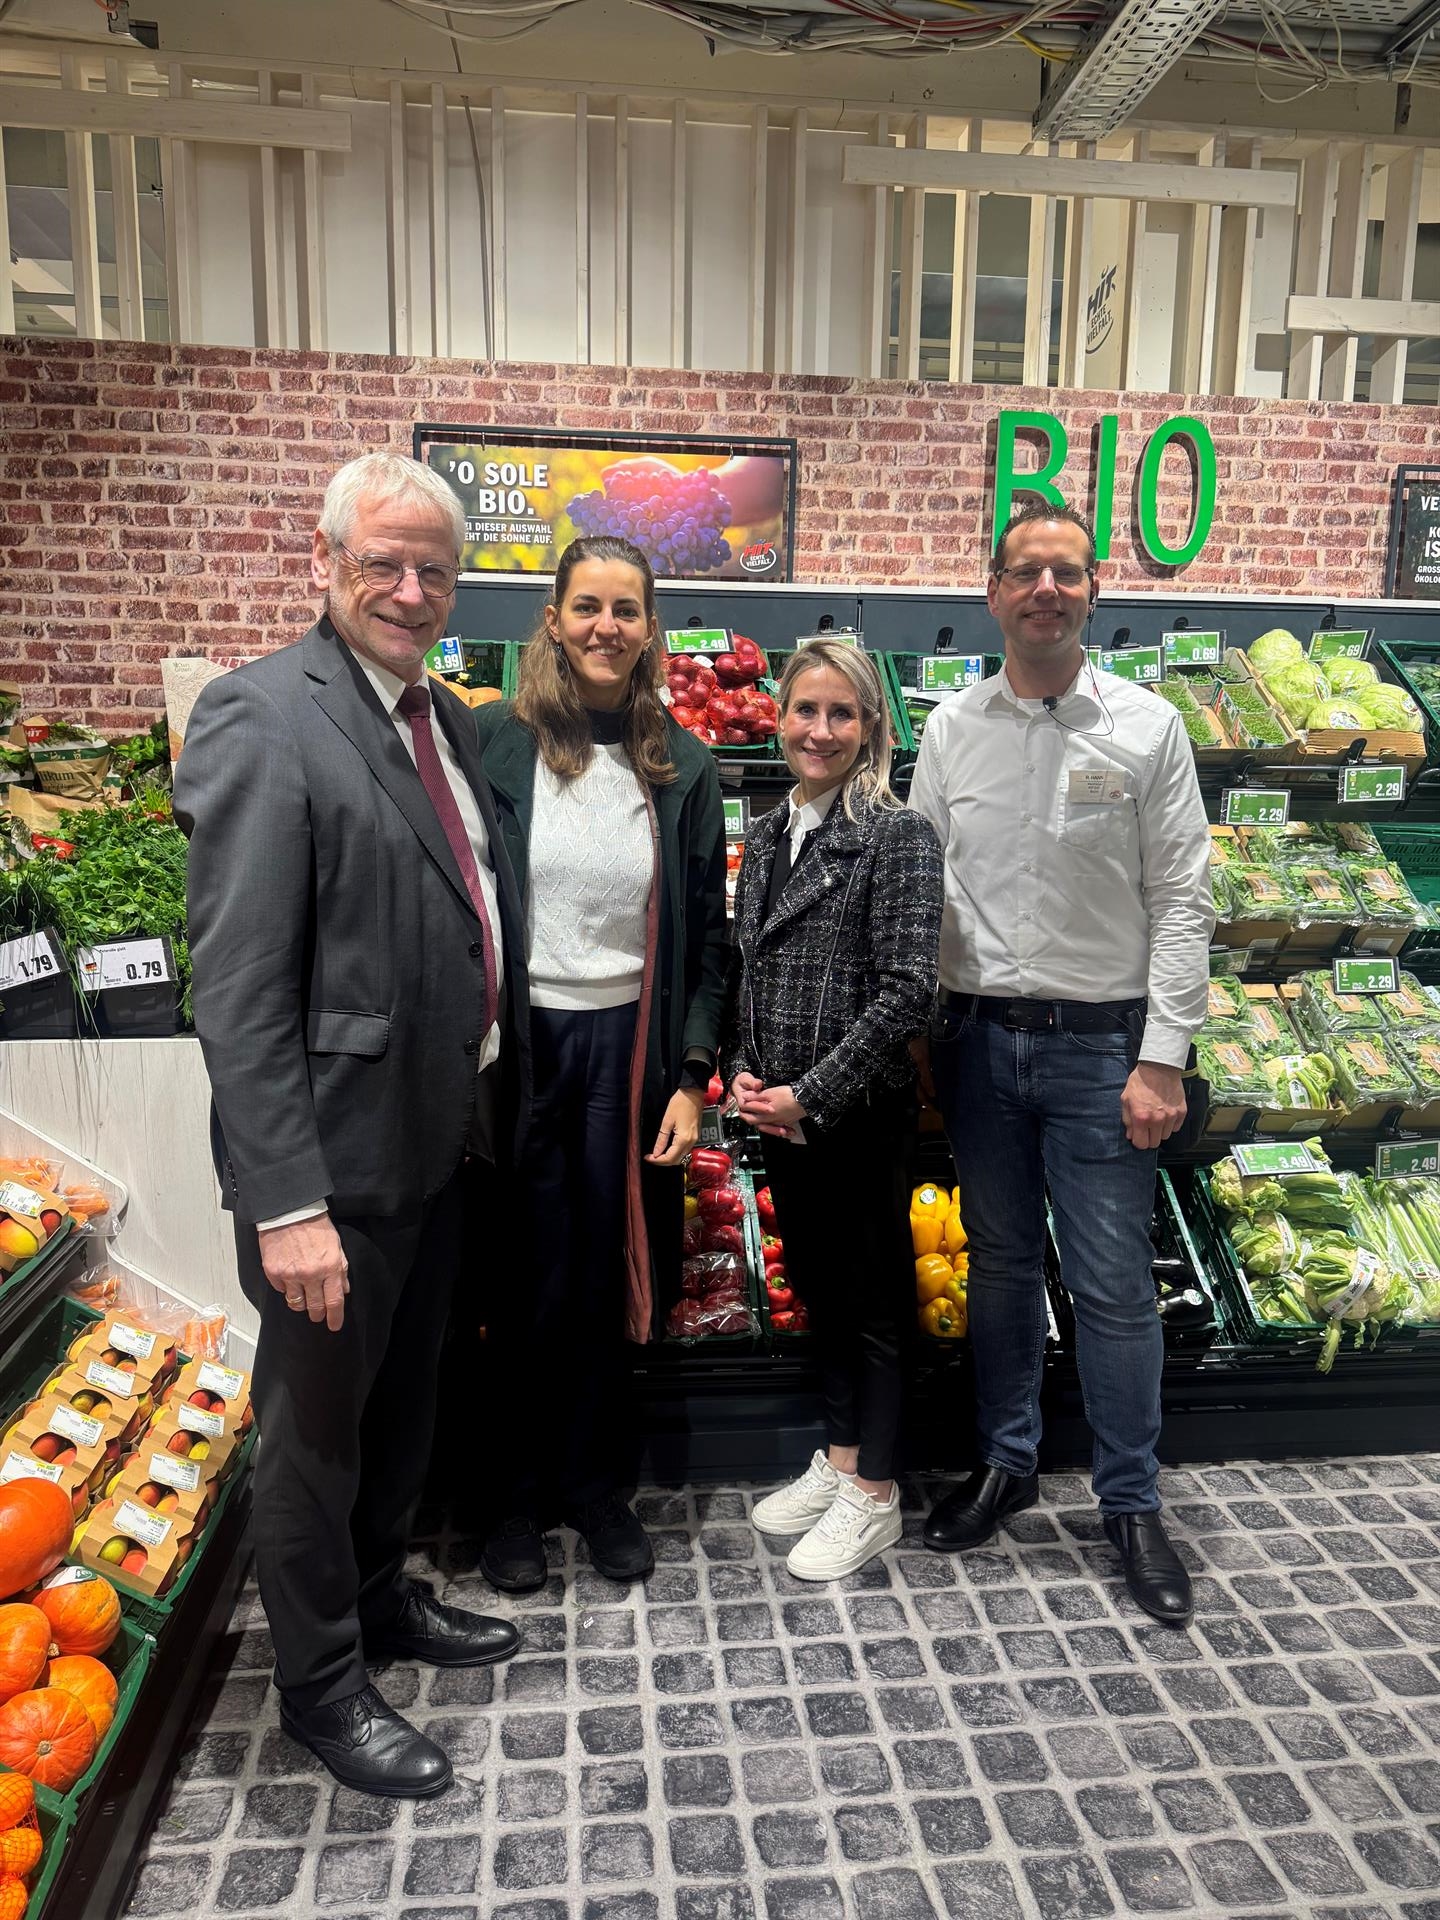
[723,791,944,1131]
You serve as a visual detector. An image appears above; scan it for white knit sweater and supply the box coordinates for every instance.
[527,741,653,1010]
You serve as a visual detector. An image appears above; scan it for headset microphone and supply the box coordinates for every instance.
[1043,696,1059,713]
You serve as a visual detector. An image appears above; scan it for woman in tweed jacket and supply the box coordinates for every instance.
[725,639,943,1580]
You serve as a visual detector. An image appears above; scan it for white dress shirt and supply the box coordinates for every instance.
[908,659,1214,1069]
[784,780,841,863]
[258,651,505,1232]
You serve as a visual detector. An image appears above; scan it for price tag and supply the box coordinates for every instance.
[423,635,464,675]
[197,1361,245,1402]
[665,628,730,655]
[74,937,174,993]
[1088,646,1164,684]
[49,1404,103,1449]
[178,1401,225,1439]
[0,1181,42,1219]
[1339,766,1406,805]
[1222,789,1290,827]
[1334,956,1400,996]
[698,1107,726,1147]
[1230,1140,1321,1178]
[0,1451,63,1486]
[114,1498,172,1548]
[920,656,985,692]
[109,1322,157,1362]
[722,797,749,839]
[1309,629,1372,660]
[146,1449,202,1493]
[84,1359,136,1400]
[1375,1140,1440,1180]
[798,630,862,647]
[1163,631,1223,667]
[0,930,60,995]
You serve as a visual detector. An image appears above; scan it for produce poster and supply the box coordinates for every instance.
[419,433,793,582]
[1388,465,1440,599]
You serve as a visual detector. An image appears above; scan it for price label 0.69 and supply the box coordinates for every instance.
[74,936,175,994]
[1309,629,1372,661]
[1340,765,1406,805]
[1163,631,1223,667]
[0,930,60,996]
[1334,956,1400,996]
[1222,789,1290,828]
[920,656,985,692]
[1375,1140,1440,1180]
[1231,1140,1321,1178]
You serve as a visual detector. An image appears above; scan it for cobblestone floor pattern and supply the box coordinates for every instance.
[126,1455,1440,1920]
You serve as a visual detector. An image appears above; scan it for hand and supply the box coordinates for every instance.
[1121,1062,1187,1151]
[737,1083,807,1139]
[258,1214,349,1332]
[909,1035,936,1106]
[730,1072,764,1111]
[647,1086,706,1166]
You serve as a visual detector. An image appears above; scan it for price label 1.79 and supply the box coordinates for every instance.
[0,930,60,996]
[74,936,175,994]
[1334,956,1400,996]
[1309,629,1372,661]
[920,656,985,692]
[1339,765,1406,805]
[1222,789,1290,828]
[1375,1140,1440,1180]
[1231,1140,1321,1178]
[1163,631,1223,667]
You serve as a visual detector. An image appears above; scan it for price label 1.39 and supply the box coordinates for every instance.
[1222,788,1290,828]
[0,930,60,996]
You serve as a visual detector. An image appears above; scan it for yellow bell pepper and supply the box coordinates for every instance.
[684,1194,700,1222]
[943,1204,967,1257]
[942,1275,966,1308]
[910,1183,948,1257]
[915,1254,954,1303]
[949,1252,969,1283]
[920,1296,965,1338]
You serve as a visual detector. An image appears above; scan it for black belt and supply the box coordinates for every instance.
[939,989,1145,1033]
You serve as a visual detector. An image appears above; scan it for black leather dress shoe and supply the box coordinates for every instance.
[1104,1511,1193,1626]
[365,1583,521,1668]
[280,1684,451,1798]
[923,1465,1039,1552]
[567,1494,654,1582]
[480,1516,549,1595]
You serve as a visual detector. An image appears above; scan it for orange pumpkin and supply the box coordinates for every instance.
[0,1775,33,1829]
[0,1876,25,1920]
[46,1655,117,1741]
[33,1572,120,1657]
[0,1825,40,1877]
[0,1607,50,1706]
[0,1481,72,1602]
[0,1688,96,1792]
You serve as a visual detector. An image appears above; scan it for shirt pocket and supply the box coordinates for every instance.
[1059,787,1135,851]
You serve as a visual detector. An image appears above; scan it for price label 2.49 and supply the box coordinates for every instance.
[1375,1140,1440,1180]
[1222,789,1290,828]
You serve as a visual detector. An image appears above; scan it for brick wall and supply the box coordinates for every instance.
[3,335,1439,729]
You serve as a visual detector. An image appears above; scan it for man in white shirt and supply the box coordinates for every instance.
[175,451,529,1794]
[908,504,1213,1625]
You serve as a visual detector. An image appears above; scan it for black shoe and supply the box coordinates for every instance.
[567,1494,654,1582]
[923,1465,1039,1552]
[280,1683,452,1798]
[1104,1511,1193,1626]
[364,1582,520,1667]
[480,1516,549,1595]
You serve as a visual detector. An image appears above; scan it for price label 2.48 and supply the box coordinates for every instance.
[1222,789,1290,828]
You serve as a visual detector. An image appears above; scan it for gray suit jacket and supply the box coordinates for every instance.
[174,617,531,1223]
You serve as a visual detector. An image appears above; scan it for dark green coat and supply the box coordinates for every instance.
[473,702,729,1137]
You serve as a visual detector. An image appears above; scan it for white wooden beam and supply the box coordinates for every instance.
[947,116,980,385]
[862,113,890,380]
[60,56,102,339]
[671,99,687,369]
[1175,135,1221,394]
[787,107,807,374]
[159,63,197,342]
[896,112,927,382]
[1286,293,1440,336]
[489,88,507,359]
[0,83,352,150]
[1287,145,1338,401]
[1058,139,1094,388]
[614,95,630,366]
[387,80,410,355]
[1022,143,1057,387]
[1120,131,1149,389]
[428,83,449,357]
[103,57,144,342]
[575,93,590,362]
[841,143,1297,209]
[1211,137,1261,395]
[1321,142,1373,400]
[0,113,13,334]
[1370,149,1423,404]
[255,68,285,348]
[749,105,768,370]
[299,73,325,350]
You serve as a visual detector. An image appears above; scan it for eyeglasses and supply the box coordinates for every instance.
[994,563,1093,589]
[338,545,459,598]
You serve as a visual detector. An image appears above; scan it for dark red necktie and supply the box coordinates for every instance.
[397,683,498,1038]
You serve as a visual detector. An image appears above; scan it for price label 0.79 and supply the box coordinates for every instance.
[1231,1140,1321,1178]
[74,936,175,994]
[1163,631,1223,667]
[1222,789,1290,828]
[1340,765,1406,805]
[1334,956,1400,996]
[1375,1140,1440,1180]
[0,930,61,996]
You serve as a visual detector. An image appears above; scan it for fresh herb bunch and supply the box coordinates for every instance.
[108,717,170,787]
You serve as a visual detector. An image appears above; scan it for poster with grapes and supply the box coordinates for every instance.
[415,426,795,581]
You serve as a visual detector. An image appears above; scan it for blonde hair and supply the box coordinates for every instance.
[776,641,898,818]
[318,451,465,555]
[514,536,677,786]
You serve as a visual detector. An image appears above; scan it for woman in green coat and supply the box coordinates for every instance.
[473,535,728,1592]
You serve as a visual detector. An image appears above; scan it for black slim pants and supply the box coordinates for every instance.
[760,1091,917,1482]
[234,1167,465,1711]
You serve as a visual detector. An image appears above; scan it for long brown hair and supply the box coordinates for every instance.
[514,537,677,785]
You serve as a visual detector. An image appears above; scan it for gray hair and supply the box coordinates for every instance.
[317,451,465,556]
[776,640,899,818]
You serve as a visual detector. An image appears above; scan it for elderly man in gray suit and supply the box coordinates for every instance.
[175,449,530,1798]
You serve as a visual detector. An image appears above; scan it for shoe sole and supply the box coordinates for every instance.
[922,1482,1039,1554]
[786,1523,903,1582]
[279,1717,454,1798]
[751,1507,834,1539]
[365,1638,521,1668]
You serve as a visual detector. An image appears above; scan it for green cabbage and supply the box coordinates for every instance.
[1356,684,1423,732]
[1249,629,1305,673]
[1264,660,1330,724]
[1304,699,1369,730]
[1323,655,1380,694]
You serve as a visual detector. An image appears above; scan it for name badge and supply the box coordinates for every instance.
[1067,769,1126,805]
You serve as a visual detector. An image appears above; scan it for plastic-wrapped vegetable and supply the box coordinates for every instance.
[1225,863,1298,922]
[1263,660,1330,726]
[1393,1032,1440,1100]
[1236,820,1334,865]
[1323,819,1383,859]
[1209,867,1233,920]
[1195,1033,1275,1104]
[1343,861,1427,927]
[1304,698,1370,730]
[1249,629,1306,673]
[1325,1032,1415,1109]
[1298,971,1386,1039]
[1288,864,1360,923]
[1358,1176,1440,1322]
[1377,972,1440,1036]
[1229,1210,1299,1279]
[1209,1157,1287,1217]
[1261,1052,1336,1110]
[1205,975,1249,1024]
[1242,997,1300,1056]
[1208,828,1238,866]
[1298,1237,1409,1372]
[1322,655,1380,695]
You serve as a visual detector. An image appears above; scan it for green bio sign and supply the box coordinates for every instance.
[1375,1139,1440,1179]
[993,410,1218,567]
[920,656,985,692]
[1222,788,1290,827]
[1309,629,1372,661]
[1087,646,1164,684]
[666,628,730,655]
[1339,765,1406,805]
[722,797,749,838]
[1231,1140,1321,1178]
[1164,631,1223,667]
[1334,956,1400,995]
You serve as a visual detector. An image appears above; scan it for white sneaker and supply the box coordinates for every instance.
[786,1480,902,1582]
[751,1451,844,1537]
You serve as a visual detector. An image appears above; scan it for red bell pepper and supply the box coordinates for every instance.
[702,1223,744,1257]
[705,1074,725,1108]
[687,1148,732,1190]
[755,1185,777,1232]
[696,1184,744,1225]
[765,1277,795,1311]
[682,1218,705,1258]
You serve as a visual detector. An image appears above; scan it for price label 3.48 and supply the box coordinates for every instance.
[74,937,175,993]
[0,930,60,996]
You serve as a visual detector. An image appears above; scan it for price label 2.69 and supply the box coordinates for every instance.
[1309,629,1372,661]
[1222,789,1290,828]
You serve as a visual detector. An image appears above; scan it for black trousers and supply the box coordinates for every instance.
[761,1092,916,1482]
[488,1003,638,1513]
[235,1166,466,1710]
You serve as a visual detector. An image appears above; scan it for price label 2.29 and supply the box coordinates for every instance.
[74,937,175,994]
[1334,956,1400,996]
[0,930,60,996]
[1231,1140,1321,1178]
[1222,789,1290,828]
[1375,1139,1440,1180]
[1339,765,1406,805]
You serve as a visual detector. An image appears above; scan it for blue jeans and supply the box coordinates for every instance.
[932,1003,1163,1514]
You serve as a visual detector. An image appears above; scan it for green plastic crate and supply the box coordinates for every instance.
[1374,824,1440,964]
[454,638,516,698]
[22,1781,72,1920]
[1375,636,1440,762]
[0,1221,78,1321]
[0,1613,154,1831]
[1179,1163,1339,1354]
[0,1295,102,1424]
